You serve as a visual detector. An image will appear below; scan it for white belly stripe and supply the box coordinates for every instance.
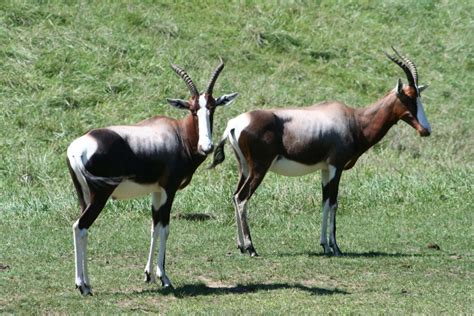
[269,157,328,177]
[112,181,162,200]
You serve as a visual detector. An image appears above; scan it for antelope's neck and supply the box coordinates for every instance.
[355,91,401,149]
[178,114,205,164]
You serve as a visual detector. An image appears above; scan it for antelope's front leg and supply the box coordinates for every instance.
[156,223,172,287]
[320,167,343,256]
[144,223,173,287]
[329,202,342,256]
[144,221,158,283]
[327,167,343,256]
[320,170,331,254]
[145,189,172,287]
[320,200,332,255]
[146,190,174,288]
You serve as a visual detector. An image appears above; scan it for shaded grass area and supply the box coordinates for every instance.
[1,0,473,314]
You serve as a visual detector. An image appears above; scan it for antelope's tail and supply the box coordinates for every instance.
[208,126,232,169]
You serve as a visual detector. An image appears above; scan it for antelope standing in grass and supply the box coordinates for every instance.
[67,60,238,295]
[210,48,431,257]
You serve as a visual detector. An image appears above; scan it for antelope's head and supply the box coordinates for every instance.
[167,59,239,155]
[385,47,431,137]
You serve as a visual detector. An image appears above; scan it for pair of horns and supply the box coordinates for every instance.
[170,58,225,97]
[384,46,419,87]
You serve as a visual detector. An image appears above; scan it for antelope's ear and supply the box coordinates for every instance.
[166,98,190,110]
[395,78,404,96]
[215,92,239,107]
[418,85,428,92]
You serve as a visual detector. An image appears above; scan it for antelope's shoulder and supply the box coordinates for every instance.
[107,121,176,138]
[136,115,178,127]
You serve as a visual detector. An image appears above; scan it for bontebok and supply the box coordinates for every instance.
[67,59,238,295]
[210,48,431,257]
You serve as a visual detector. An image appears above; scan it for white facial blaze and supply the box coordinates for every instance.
[416,97,431,133]
[197,95,213,153]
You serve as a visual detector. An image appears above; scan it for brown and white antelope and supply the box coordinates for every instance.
[67,60,238,295]
[210,48,431,257]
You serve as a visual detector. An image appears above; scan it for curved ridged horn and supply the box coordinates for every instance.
[391,46,418,86]
[170,63,199,96]
[384,47,417,87]
[205,58,225,95]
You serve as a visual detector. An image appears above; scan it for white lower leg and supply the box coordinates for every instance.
[321,167,336,254]
[148,190,167,284]
[329,203,338,246]
[320,200,330,253]
[237,199,252,249]
[329,203,342,255]
[73,220,91,294]
[233,195,245,249]
[156,224,171,287]
[73,220,84,286]
[82,230,90,286]
[144,222,159,283]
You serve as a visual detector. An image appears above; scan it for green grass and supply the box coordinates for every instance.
[1,0,473,314]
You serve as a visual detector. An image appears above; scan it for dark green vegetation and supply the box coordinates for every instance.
[1,1,472,313]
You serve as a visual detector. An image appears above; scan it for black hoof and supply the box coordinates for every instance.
[162,283,174,290]
[76,284,92,296]
[321,244,332,255]
[331,245,343,256]
[247,246,258,257]
[144,272,153,283]
[238,245,245,254]
[160,277,173,289]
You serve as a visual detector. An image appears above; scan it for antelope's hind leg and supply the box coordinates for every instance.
[232,161,248,253]
[233,161,270,257]
[72,189,112,296]
[229,131,263,257]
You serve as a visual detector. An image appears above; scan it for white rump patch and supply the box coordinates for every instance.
[270,157,328,177]
[67,135,99,205]
[226,113,251,143]
[226,113,252,177]
[112,181,162,200]
[67,135,98,163]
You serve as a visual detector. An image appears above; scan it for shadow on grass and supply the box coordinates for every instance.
[339,251,428,258]
[172,212,216,221]
[277,251,427,258]
[128,282,348,298]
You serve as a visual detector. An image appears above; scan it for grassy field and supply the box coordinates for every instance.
[1,0,473,314]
